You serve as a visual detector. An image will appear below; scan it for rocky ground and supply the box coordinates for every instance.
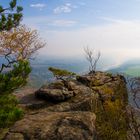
[2,72,140,140]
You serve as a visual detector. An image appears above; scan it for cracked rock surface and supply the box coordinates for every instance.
[3,72,128,140]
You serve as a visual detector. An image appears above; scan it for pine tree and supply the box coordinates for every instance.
[0,1,45,92]
[0,0,23,31]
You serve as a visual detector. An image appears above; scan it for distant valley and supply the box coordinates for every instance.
[109,59,140,77]
[24,58,140,88]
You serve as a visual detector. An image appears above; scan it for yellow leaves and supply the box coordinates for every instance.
[104,99,122,111]
[96,99,127,139]
[100,85,114,95]
[0,25,46,61]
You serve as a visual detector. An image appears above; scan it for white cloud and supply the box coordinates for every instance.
[23,17,77,28]
[99,17,135,24]
[50,20,77,27]
[23,16,49,30]
[23,16,140,67]
[30,3,46,10]
[78,2,86,6]
[53,3,76,14]
[38,19,140,66]
[65,3,71,6]
[54,6,71,14]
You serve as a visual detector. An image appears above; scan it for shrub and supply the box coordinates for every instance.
[48,67,76,81]
[0,94,23,128]
[0,60,31,94]
[95,99,128,140]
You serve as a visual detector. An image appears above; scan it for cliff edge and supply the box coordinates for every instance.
[3,72,129,140]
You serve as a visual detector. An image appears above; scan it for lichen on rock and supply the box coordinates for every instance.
[4,71,129,140]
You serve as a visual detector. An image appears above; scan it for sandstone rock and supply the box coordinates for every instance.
[35,88,75,102]
[35,80,76,102]
[127,106,140,140]
[4,133,24,140]
[4,112,96,140]
[34,80,95,112]
[47,80,65,89]
[42,90,96,112]
[13,88,51,110]
[6,72,128,140]
[76,72,113,86]
[35,80,94,102]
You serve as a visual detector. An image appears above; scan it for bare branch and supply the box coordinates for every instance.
[84,46,101,75]
[0,25,46,73]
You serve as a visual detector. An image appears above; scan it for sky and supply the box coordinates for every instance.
[2,0,140,66]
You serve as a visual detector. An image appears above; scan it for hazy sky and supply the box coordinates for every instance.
[2,0,140,65]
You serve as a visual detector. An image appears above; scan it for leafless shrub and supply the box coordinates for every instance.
[84,46,101,74]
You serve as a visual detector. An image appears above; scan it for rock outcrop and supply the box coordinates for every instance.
[5,112,96,140]
[127,106,140,140]
[4,72,128,140]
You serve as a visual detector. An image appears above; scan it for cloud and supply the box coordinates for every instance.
[30,3,46,10]
[23,17,77,28]
[50,20,77,27]
[37,19,140,67]
[78,2,86,6]
[54,5,71,14]
[99,17,135,24]
[65,3,71,6]
[23,16,140,67]
[53,3,76,14]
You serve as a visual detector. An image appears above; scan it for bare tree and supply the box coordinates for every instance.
[84,46,101,74]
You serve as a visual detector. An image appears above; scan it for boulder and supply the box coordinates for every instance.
[35,80,94,102]
[76,72,113,86]
[4,112,97,140]
[6,72,128,140]
[35,88,75,102]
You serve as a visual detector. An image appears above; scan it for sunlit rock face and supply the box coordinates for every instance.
[4,72,129,140]
[5,112,96,140]
[126,106,140,140]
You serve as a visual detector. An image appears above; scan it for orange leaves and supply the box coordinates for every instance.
[0,25,46,73]
[0,25,46,60]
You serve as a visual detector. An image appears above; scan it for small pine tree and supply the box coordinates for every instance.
[0,60,31,94]
[48,67,76,81]
[0,0,23,31]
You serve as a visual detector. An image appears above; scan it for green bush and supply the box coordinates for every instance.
[0,60,30,128]
[0,94,23,128]
[0,60,31,94]
[48,67,76,80]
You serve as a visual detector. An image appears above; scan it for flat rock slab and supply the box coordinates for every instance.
[4,112,96,140]
[13,88,53,109]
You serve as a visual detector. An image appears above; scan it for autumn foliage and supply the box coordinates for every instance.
[0,25,45,93]
[0,0,45,129]
[0,25,45,73]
